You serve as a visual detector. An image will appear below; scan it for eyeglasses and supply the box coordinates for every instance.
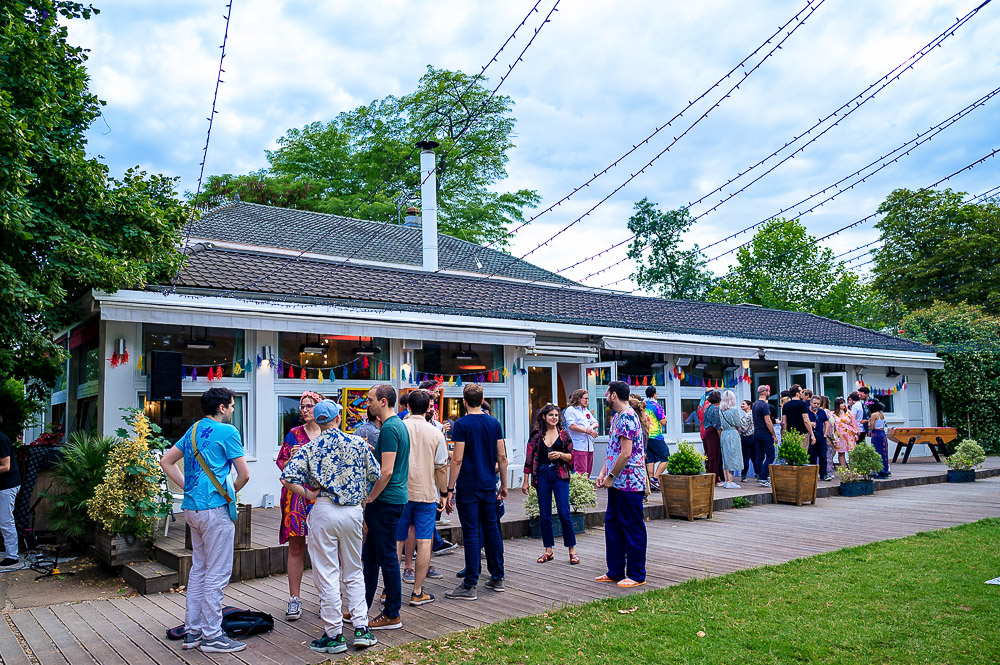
[299,404,315,410]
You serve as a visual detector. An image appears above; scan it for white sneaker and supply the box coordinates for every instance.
[730,482,741,489]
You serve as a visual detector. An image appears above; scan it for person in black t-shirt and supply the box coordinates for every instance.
[781,385,811,437]
[0,419,22,567]
[751,385,778,486]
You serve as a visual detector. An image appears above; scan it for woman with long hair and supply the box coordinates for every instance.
[830,397,858,469]
[521,404,579,564]
[719,390,743,489]
[702,391,724,485]
[869,401,890,479]
[276,390,323,621]
[738,399,755,481]
[563,389,599,476]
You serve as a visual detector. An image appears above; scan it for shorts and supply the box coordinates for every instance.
[646,437,670,464]
[396,501,437,541]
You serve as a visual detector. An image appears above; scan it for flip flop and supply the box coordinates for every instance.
[594,574,618,583]
[537,552,555,563]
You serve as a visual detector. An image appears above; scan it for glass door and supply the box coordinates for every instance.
[754,371,779,410]
[787,366,813,393]
[820,372,848,403]
[581,362,616,477]
[527,362,557,429]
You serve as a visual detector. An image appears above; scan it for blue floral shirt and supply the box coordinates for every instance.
[281,428,381,506]
[605,407,645,492]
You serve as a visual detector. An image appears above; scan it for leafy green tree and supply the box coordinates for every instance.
[872,188,1000,315]
[1,1,188,395]
[196,66,539,246]
[707,218,891,330]
[901,301,1000,453]
[625,199,716,299]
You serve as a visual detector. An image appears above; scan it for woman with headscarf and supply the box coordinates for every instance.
[276,390,324,621]
[702,391,724,485]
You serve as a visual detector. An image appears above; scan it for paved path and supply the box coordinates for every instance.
[3,477,999,664]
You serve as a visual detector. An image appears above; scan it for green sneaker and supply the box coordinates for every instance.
[353,626,378,648]
[310,633,347,654]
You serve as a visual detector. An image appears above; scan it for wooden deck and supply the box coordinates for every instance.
[4,473,1000,664]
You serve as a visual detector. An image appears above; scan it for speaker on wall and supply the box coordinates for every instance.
[149,350,183,401]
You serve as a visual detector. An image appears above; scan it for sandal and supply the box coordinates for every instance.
[537,552,555,563]
[569,552,580,565]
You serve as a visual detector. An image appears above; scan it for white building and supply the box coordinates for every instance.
[44,200,943,504]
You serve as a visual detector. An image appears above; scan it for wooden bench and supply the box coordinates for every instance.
[887,427,957,463]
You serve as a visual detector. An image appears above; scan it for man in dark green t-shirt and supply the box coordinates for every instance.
[363,384,410,630]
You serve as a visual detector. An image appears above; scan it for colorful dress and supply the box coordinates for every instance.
[833,412,860,453]
[276,425,315,543]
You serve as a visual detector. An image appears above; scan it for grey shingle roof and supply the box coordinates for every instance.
[166,246,933,354]
[183,202,576,286]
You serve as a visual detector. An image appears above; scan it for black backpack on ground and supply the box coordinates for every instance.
[166,606,274,640]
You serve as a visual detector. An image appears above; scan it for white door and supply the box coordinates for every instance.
[820,372,848,403]
[787,367,813,393]
[581,361,617,473]
[907,380,925,427]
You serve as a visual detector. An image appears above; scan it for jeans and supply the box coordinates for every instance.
[604,488,646,583]
[184,506,234,640]
[740,435,756,477]
[754,432,776,481]
[808,437,828,475]
[536,465,575,549]
[308,499,366,636]
[456,489,504,588]
[0,486,19,558]
[363,500,404,618]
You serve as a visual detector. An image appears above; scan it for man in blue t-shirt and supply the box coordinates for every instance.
[445,383,508,600]
[160,388,249,654]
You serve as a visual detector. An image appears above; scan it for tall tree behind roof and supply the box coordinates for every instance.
[195,66,540,247]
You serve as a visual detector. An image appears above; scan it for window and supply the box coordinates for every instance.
[441,397,507,439]
[413,343,504,382]
[872,394,894,414]
[77,341,100,389]
[75,397,98,435]
[279,395,306,441]
[277,333,388,381]
[142,325,245,379]
[681,398,702,434]
[141,393,246,447]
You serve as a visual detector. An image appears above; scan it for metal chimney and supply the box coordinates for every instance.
[402,206,421,229]
[416,140,439,271]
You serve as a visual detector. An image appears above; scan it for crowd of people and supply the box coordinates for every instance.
[159,377,891,655]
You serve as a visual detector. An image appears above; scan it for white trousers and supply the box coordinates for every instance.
[184,506,234,640]
[0,486,19,558]
[307,498,366,637]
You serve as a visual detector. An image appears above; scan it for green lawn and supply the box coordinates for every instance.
[342,518,1000,665]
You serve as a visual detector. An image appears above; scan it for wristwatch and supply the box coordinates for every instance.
[607,472,616,480]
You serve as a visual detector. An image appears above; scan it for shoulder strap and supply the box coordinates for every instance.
[191,422,234,505]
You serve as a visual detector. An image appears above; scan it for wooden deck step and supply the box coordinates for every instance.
[122,561,179,595]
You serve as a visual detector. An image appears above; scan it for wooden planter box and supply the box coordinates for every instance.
[839,479,874,497]
[94,527,153,567]
[946,469,976,483]
[770,464,819,506]
[528,513,586,539]
[660,473,716,521]
[184,503,253,549]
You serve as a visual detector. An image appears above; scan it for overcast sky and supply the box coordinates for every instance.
[72,0,1000,292]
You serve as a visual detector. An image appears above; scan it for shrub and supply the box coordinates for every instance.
[88,410,171,538]
[946,439,986,471]
[40,432,115,539]
[732,496,753,509]
[666,442,706,475]
[523,472,598,519]
[834,442,883,482]
[777,430,809,465]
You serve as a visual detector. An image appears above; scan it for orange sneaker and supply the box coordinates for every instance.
[616,578,645,588]
[594,574,618,583]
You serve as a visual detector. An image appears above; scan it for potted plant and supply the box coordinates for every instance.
[770,430,818,506]
[88,409,172,567]
[39,432,115,543]
[834,442,883,497]
[660,442,715,521]
[524,473,596,538]
[945,439,986,483]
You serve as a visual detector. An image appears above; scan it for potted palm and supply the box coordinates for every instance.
[39,432,115,543]
[834,442,883,496]
[524,473,596,538]
[770,430,818,506]
[660,442,715,521]
[945,439,986,483]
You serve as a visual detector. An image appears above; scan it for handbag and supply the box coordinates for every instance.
[191,422,238,522]
[166,607,273,640]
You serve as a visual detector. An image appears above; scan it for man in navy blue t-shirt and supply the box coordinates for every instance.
[445,383,508,600]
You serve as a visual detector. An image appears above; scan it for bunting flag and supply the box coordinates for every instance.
[318,369,324,383]
[342,366,348,380]
[521,366,527,375]
[191,367,198,381]
[287,365,294,379]
[233,361,243,376]
[400,369,406,382]
[300,368,307,380]
[448,375,455,386]
[256,354,263,369]
[856,377,907,397]
[378,361,383,375]
[136,354,144,372]
[502,366,509,378]
[457,375,463,386]
[391,366,396,379]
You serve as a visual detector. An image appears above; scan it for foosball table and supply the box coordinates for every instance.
[886,427,957,463]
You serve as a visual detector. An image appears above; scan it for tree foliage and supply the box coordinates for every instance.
[625,199,715,300]
[1,1,189,394]
[900,301,1000,454]
[195,66,539,246]
[707,218,891,330]
[872,188,1000,315]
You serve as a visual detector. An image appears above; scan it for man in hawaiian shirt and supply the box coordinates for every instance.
[595,381,647,588]
[281,400,381,654]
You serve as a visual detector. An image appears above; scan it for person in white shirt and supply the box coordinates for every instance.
[562,389,599,476]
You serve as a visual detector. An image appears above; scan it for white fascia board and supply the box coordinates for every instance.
[94,290,942,368]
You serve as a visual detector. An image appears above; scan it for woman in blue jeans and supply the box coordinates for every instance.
[521,404,579,564]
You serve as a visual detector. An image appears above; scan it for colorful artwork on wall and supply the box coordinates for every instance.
[341,388,369,434]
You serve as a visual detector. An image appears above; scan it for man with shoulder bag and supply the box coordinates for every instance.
[160,388,250,654]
